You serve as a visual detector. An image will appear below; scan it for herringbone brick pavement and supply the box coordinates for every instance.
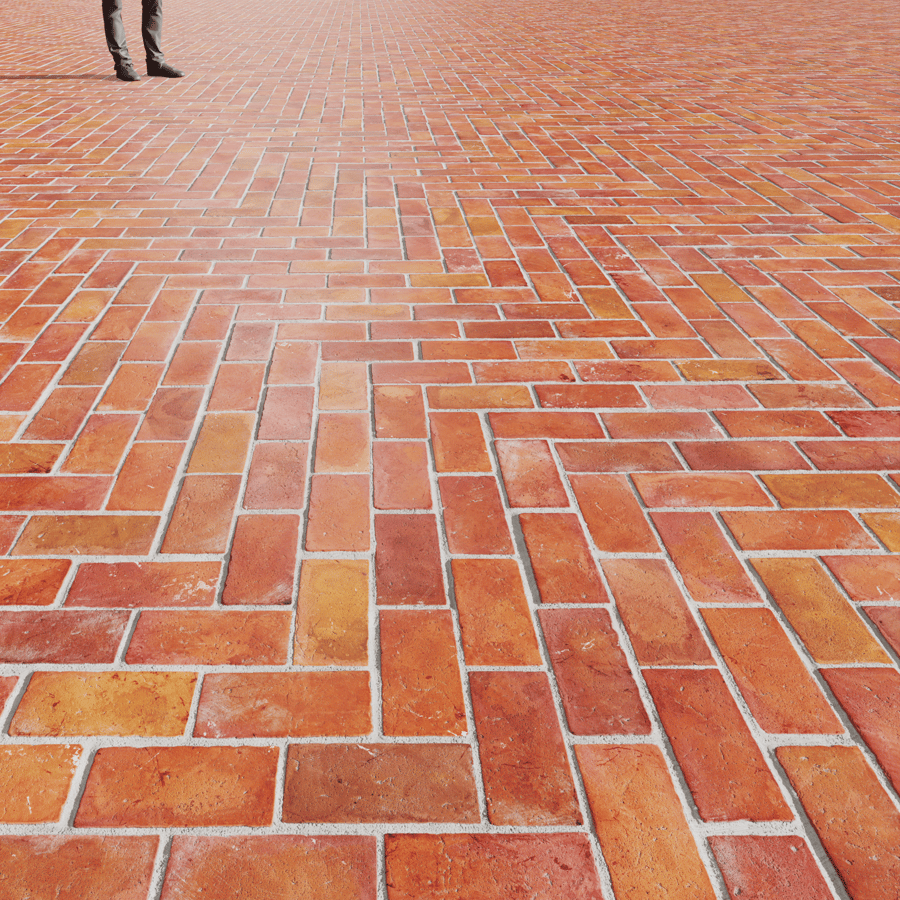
[1,0,900,896]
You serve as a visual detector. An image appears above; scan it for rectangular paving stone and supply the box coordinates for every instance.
[0,745,81,823]
[294,560,369,665]
[653,510,760,604]
[161,836,376,900]
[194,672,371,738]
[283,744,478,824]
[0,558,70,606]
[495,439,569,507]
[10,672,196,737]
[375,514,445,605]
[222,514,298,605]
[644,668,793,821]
[823,555,900,603]
[65,561,220,607]
[380,610,466,737]
[0,610,130,663]
[470,671,581,826]
[540,608,649,735]
[571,473,658,553]
[602,558,714,665]
[76,746,279,827]
[702,608,842,734]
[519,512,607,603]
[752,558,891,664]
[374,442,431,510]
[15,515,159,556]
[820,667,900,794]
[384,834,604,900]
[576,744,716,900]
[708,835,833,900]
[777,746,900,899]
[452,559,541,666]
[439,476,511,554]
[0,836,157,900]
[125,610,290,666]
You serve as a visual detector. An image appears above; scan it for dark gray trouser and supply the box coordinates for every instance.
[102,0,164,67]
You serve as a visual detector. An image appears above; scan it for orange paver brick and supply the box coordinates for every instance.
[519,512,607,603]
[644,668,792,821]
[194,672,371,738]
[777,747,900,899]
[294,559,368,665]
[283,744,479,824]
[75,746,279,827]
[385,834,604,899]
[0,559,70,606]
[65,561,220,607]
[0,745,81,823]
[439,476,511,554]
[452,559,540,666]
[380,609,466,737]
[161,836,376,900]
[540,608,649,735]
[653,510,759,603]
[222,514,298,605]
[11,672,195,737]
[0,836,157,900]
[753,558,891,664]
[703,608,842,734]
[374,442,431,509]
[470,671,581,826]
[576,744,716,899]
[375,514,444,605]
[603,558,714,665]
[709,835,834,900]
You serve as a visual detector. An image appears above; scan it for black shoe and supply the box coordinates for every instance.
[115,64,141,81]
[146,61,185,78]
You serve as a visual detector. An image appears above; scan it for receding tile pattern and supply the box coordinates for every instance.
[0,0,898,895]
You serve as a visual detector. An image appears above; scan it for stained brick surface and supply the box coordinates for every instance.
[1,0,899,894]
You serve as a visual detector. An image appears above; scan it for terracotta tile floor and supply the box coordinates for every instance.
[1,0,900,895]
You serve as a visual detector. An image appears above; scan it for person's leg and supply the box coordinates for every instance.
[103,0,141,78]
[141,0,164,66]
[102,0,132,66]
[143,0,185,77]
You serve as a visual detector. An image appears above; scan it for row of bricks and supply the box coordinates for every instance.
[5,310,898,366]
[0,828,863,899]
[3,291,899,354]
[0,603,898,742]
[4,238,900,278]
[7,235,900,289]
[0,261,896,322]
[1,767,893,900]
[8,365,900,455]
[3,334,897,400]
[6,356,900,428]
[0,284,898,350]
[0,660,898,833]
[4,418,900,502]
[1,479,898,556]
[1,553,898,671]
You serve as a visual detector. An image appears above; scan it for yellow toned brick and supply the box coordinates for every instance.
[0,745,80,823]
[10,672,196,737]
[294,560,369,665]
